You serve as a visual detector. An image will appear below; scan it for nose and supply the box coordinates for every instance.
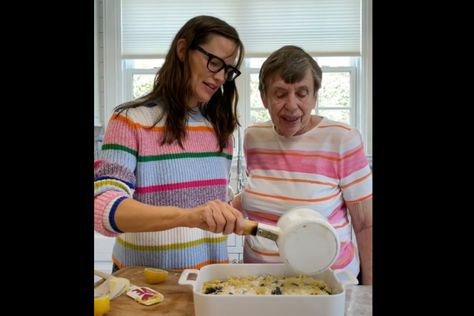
[285,93,299,111]
[213,68,226,84]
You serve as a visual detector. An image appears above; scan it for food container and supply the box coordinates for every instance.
[178,263,356,316]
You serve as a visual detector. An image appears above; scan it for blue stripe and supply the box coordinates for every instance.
[136,156,232,187]
[109,196,127,233]
[100,150,137,172]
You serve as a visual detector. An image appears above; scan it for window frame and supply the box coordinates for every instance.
[124,59,360,139]
[124,67,157,101]
[100,0,371,165]
[235,61,359,131]
[316,65,357,127]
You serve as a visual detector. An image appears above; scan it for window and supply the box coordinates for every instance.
[99,0,372,170]
[316,57,356,126]
[125,56,358,130]
[245,57,357,127]
[124,56,360,192]
[247,58,268,124]
[124,59,164,100]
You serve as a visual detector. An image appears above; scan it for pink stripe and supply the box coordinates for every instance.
[246,146,369,180]
[246,148,340,159]
[327,203,347,225]
[246,152,338,178]
[104,119,233,156]
[94,160,103,168]
[139,129,233,156]
[331,241,355,269]
[136,179,228,194]
[103,119,138,150]
[339,149,369,178]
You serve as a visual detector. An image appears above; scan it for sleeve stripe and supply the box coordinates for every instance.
[95,176,135,189]
[340,171,372,190]
[109,196,127,233]
[345,193,372,204]
[94,179,134,197]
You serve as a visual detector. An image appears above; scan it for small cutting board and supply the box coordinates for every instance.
[94,266,195,315]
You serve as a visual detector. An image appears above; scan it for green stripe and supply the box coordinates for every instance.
[101,145,231,161]
[117,236,227,251]
[138,152,232,162]
[102,144,137,156]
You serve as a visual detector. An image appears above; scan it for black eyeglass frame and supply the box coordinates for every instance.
[193,46,241,82]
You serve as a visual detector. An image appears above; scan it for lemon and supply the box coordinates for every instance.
[144,267,169,284]
[94,295,110,316]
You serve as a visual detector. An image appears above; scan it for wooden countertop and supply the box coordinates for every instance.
[95,266,372,315]
[95,266,194,315]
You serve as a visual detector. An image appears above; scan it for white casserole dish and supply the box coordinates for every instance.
[178,263,356,316]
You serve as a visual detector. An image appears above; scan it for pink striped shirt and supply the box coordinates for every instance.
[241,117,372,277]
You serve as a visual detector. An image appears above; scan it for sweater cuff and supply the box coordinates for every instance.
[104,195,127,234]
[94,191,127,237]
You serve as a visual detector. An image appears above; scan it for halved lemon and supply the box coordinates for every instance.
[143,267,169,284]
[94,295,110,316]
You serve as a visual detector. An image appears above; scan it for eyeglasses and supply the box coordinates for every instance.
[194,46,241,82]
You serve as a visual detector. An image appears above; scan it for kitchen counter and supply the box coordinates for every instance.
[344,284,372,315]
[95,266,372,315]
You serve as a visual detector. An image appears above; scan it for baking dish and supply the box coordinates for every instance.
[178,263,356,316]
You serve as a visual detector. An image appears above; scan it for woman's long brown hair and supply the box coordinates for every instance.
[115,15,244,152]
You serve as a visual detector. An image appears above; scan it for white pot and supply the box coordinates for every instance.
[243,207,340,275]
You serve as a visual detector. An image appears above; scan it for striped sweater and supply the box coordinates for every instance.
[94,104,233,270]
[241,117,372,277]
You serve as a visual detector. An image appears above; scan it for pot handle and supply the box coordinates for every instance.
[243,220,258,235]
[178,269,200,288]
[334,269,359,286]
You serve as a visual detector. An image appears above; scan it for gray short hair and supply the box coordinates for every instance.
[258,45,322,97]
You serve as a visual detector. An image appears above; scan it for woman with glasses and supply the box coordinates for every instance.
[94,16,245,272]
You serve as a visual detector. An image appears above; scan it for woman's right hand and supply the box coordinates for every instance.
[189,199,244,235]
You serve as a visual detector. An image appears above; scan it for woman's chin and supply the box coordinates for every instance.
[278,123,301,137]
[277,128,297,137]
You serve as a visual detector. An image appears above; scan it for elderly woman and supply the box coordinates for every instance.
[232,45,372,284]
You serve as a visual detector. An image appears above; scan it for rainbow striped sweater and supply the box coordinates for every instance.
[241,117,372,277]
[94,104,233,270]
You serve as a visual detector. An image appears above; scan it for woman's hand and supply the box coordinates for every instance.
[190,199,244,235]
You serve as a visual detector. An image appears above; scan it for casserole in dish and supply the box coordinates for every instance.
[178,263,356,316]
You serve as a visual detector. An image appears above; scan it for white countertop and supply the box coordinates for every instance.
[345,285,372,315]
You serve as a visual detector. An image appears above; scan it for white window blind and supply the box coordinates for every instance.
[122,0,361,58]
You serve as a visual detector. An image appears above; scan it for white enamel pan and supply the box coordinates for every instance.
[242,207,340,275]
